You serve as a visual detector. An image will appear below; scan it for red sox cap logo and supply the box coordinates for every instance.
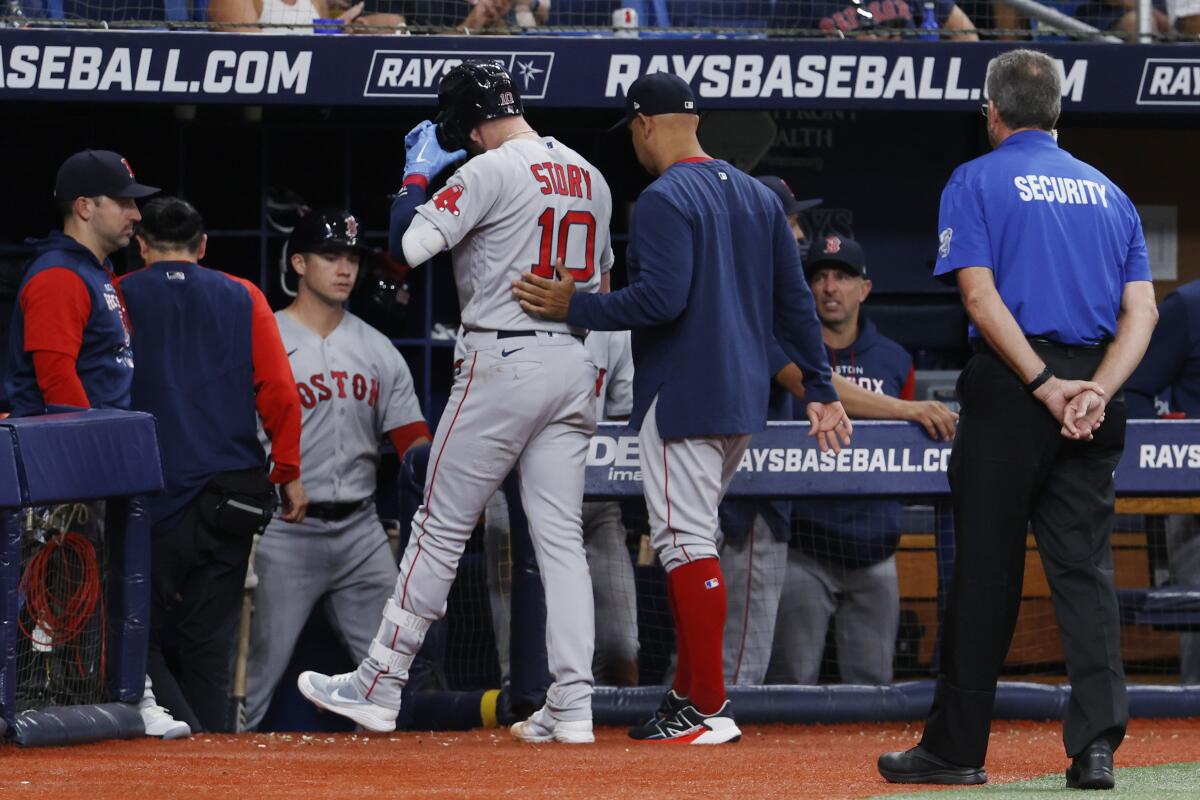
[824,235,842,254]
[121,158,136,178]
[433,185,465,216]
[345,216,359,238]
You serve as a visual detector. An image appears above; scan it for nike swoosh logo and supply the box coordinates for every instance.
[413,140,430,163]
[287,348,299,357]
[501,348,524,357]
[331,686,363,705]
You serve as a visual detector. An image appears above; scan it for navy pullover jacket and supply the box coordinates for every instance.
[567,158,835,439]
[792,318,914,568]
[1126,281,1200,419]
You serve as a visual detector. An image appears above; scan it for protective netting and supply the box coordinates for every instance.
[0,0,1177,40]
[15,503,110,713]
[438,495,1197,693]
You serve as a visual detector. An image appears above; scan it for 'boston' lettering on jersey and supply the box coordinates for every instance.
[530,162,593,200]
[1013,175,1108,207]
[295,371,380,409]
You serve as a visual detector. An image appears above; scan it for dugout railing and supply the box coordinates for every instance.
[583,419,1200,725]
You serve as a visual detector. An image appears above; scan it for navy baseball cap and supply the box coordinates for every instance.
[757,176,822,217]
[55,150,159,202]
[608,72,698,132]
[805,234,867,279]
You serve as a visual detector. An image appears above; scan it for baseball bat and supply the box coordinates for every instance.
[230,588,253,732]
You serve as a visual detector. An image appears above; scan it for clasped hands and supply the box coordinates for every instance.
[1032,376,1108,441]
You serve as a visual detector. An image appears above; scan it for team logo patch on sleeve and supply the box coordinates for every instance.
[433,185,464,216]
[938,227,953,258]
[704,578,720,589]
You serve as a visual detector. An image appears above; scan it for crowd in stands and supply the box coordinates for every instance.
[6,0,1199,37]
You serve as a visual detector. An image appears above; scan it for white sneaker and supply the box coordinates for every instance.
[297,670,399,733]
[510,706,594,744]
[139,700,192,740]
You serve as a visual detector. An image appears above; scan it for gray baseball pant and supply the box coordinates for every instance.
[721,515,789,685]
[769,550,899,685]
[582,500,640,679]
[356,332,597,720]
[1166,514,1200,684]
[244,502,398,730]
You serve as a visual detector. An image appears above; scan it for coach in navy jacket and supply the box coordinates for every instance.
[556,165,836,437]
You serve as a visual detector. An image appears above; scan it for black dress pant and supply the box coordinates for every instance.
[921,342,1128,767]
[147,496,253,733]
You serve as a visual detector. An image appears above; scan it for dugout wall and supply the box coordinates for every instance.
[2,31,1200,729]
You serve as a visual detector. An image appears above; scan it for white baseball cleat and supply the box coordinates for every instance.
[510,706,594,744]
[297,670,398,733]
[139,699,192,740]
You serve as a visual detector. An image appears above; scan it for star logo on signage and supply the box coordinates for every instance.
[515,59,545,91]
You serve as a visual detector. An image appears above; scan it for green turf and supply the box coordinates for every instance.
[865,762,1200,799]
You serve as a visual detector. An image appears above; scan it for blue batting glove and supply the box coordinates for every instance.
[403,120,466,182]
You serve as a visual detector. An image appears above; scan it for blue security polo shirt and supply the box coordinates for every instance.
[934,130,1151,346]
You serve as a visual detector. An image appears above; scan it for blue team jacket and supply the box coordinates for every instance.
[792,318,914,568]
[568,159,835,439]
[5,232,134,417]
[1126,280,1200,418]
[119,261,266,532]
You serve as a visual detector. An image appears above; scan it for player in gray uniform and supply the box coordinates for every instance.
[245,210,431,730]
[298,62,612,744]
[583,328,640,686]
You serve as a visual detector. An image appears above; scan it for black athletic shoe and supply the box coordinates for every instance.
[627,689,688,739]
[629,700,742,745]
[878,745,987,785]
[1066,740,1115,790]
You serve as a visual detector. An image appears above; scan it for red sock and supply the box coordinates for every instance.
[667,557,727,715]
[667,575,691,697]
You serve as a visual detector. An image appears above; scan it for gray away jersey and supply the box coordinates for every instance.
[264,310,424,504]
[586,329,633,422]
[416,136,614,334]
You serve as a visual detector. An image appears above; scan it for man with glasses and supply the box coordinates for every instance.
[878,49,1158,790]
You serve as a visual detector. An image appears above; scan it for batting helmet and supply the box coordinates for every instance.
[435,61,524,152]
[280,208,372,298]
[285,208,371,263]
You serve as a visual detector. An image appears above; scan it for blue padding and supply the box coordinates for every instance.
[10,702,144,746]
[0,410,163,505]
[1119,586,1200,630]
[0,511,19,728]
[594,681,1200,725]
[402,690,486,731]
[106,497,151,703]
[0,429,20,507]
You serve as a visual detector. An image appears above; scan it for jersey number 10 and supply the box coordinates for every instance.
[532,209,597,282]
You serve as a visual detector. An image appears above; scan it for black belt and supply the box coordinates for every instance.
[971,336,1109,355]
[306,497,371,522]
[495,330,586,344]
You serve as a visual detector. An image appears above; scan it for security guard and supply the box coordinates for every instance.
[878,50,1158,790]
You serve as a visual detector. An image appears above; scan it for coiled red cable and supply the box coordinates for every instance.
[18,531,106,683]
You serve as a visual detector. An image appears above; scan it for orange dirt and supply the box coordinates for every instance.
[1,719,1198,799]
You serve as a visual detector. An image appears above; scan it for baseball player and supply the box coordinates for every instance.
[298,62,612,744]
[244,209,431,731]
[582,328,640,686]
